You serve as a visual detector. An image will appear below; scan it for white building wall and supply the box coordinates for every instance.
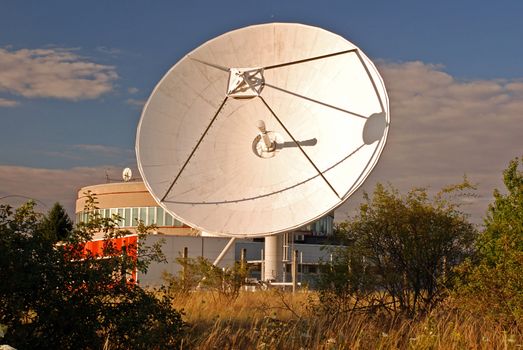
[138,235,236,286]
[235,242,335,264]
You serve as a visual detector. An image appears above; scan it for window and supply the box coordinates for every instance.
[307,265,317,274]
[131,208,138,225]
[156,207,164,226]
[165,212,173,226]
[124,208,131,227]
[117,208,124,226]
[139,207,147,223]
[295,234,305,242]
[148,207,155,225]
[76,206,186,228]
[326,216,333,235]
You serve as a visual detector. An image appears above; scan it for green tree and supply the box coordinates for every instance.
[456,157,523,326]
[0,195,185,350]
[318,182,477,318]
[40,202,73,241]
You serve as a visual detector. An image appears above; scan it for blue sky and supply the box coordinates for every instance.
[1,0,522,221]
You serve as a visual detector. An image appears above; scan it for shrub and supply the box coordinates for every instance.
[164,256,248,301]
[455,156,523,326]
[318,182,477,318]
[0,196,186,349]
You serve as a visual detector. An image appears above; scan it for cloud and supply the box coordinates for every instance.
[73,144,133,158]
[377,60,522,174]
[0,98,18,107]
[0,165,105,215]
[40,144,134,164]
[95,46,123,57]
[0,47,118,100]
[126,98,146,108]
[1,61,521,227]
[0,165,139,216]
[127,87,139,94]
[336,61,523,225]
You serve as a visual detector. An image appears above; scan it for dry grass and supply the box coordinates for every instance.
[172,289,312,323]
[170,290,523,349]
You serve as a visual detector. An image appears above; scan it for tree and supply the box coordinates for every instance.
[0,195,186,349]
[40,202,73,241]
[318,182,477,318]
[456,156,523,326]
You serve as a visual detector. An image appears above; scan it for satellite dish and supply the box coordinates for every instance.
[122,168,132,182]
[136,23,390,237]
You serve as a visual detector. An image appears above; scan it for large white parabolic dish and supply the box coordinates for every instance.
[136,23,390,237]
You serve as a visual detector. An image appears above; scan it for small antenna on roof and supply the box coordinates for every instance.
[122,168,133,182]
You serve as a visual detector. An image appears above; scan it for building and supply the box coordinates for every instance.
[76,180,334,286]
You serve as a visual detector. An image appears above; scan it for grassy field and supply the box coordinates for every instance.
[172,290,522,349]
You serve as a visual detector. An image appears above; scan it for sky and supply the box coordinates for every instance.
[0,0,522,225]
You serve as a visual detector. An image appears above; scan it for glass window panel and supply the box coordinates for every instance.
[104,209,110,218]
[124,208,131,227]
[139,207,146,223]
[165,213,173,226]
[148,207,155,225]
[156,207,164,226]
[174,219,183,227]
[132,208,138,226]
[117,208,124,226]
